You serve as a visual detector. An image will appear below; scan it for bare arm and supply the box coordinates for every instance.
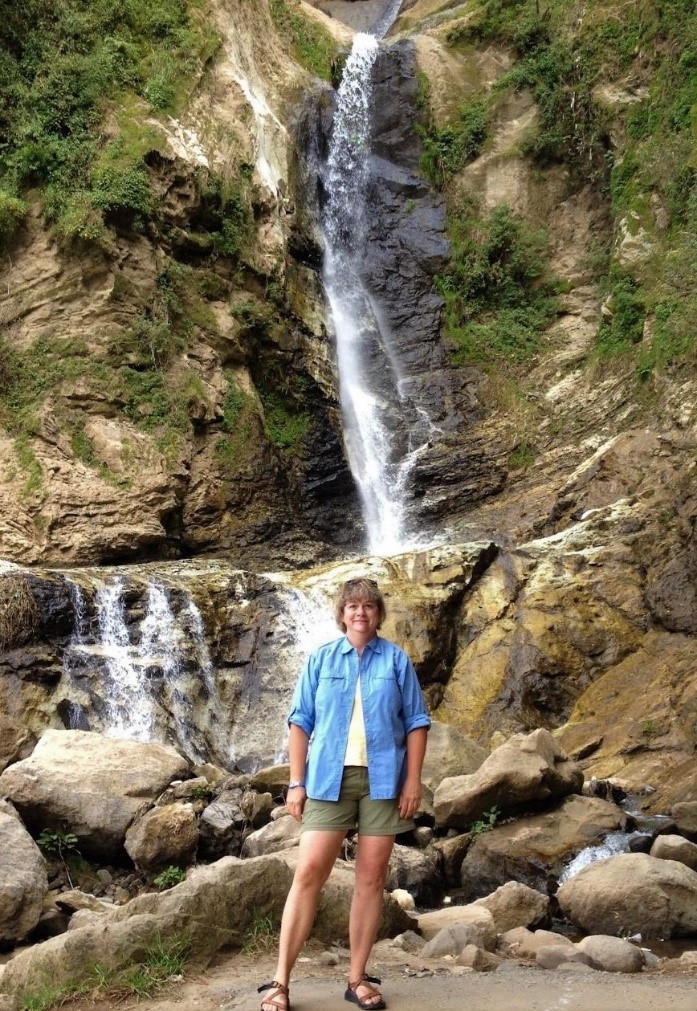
[286,722,310,821]
[398,726,427,819]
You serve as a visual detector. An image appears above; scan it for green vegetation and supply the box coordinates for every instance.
[419,98,489,187]
[439,0,697,380]
[241,910,279,955]
[469,806,500,836]
[0,0,219,249]
[261,392,310,451]
[18,932,190,1010]
[507,441,536,470]
[153,865,186,890]
[269,0,340,82]
[437,201,558,365]
[36,829,79,857]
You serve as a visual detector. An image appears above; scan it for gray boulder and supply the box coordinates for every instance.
[557,853,697,937]
[433,729,583,829]
[0,804,47,944]
[198,789,246,859]
[536,946,598,970]
[0,731,189,859]
[577,934,644,973]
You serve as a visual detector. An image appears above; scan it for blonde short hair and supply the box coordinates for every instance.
[334,577,386,632]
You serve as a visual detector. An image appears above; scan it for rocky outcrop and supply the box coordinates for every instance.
[0,804,47,945]
[557,853,697,937]
[433,729,583,829]
[0,542,498,774]
[0,731,189,860]
[124,803,198,872]
[459,795,626,899]
[419,720,486,794]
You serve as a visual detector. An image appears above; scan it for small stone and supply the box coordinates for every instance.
[390,888,415,911]
[413,827,434,848]
[112,887,130,905]
[679,950,697,965]
[641,948,660,968]
[319,950,339,966]
[96,869,113,885]
[391,930,426,952]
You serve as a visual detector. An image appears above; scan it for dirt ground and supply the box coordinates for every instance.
[66,940,697,1011]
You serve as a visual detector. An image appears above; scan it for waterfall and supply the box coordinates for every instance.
[322,4,436,556]
[96,578,158,742]
[61,575,225,762]
[559,830,647,883]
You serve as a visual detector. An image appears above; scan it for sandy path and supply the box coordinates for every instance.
[67,942,697,1011]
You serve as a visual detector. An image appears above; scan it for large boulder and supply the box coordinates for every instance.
[577,934,644,973]
[420,721,486,794]
[0,803,48,944]
[417,905,496,950]
[460,795,625,898]
[198,789,246,859]
[0,731,189,859]
[650,834,697,871]
[433,729,583,829]
[125,803,198,872]
[386,843,444,908]
[672,802,697,840]
[240,815,301,857]
[473,881,549,932]
[557,853,697,937]
[0,851,410,1001]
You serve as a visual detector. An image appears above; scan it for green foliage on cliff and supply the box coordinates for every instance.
[419,98,489,187]
[269,0,340,82]
[438,202,558,364]
[0,0,218,249]
[442,0,697,378]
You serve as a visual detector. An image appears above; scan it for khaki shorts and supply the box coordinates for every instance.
[302,766,414,837]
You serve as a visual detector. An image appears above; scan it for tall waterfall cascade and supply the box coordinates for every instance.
[321,4,439,556]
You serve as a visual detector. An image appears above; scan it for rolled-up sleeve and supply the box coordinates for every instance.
[396,650,431,734]
[287,651,319,737]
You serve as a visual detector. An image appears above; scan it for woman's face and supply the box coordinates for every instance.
[342,596,380,640]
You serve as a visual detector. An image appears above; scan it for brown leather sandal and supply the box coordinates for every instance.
[344,974,386,1010]
[258,980,291,1010]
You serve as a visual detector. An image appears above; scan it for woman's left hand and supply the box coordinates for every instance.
[398,777,422,820]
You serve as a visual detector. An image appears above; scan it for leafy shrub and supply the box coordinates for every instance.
[438,201,558,364]
[91,163,154,230]
[597,276,646,354]
[153,866,186,890]
[419,99,488,187]
[269,0,338,81]
[0,189,28,249]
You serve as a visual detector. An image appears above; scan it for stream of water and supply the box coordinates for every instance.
[321,3,436,556]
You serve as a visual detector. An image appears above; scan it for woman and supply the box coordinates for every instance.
[259,577,430,1011]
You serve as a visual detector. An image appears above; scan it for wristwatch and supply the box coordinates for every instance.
[287,780,305,790]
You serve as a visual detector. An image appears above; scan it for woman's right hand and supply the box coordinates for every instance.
[286,786,307,822]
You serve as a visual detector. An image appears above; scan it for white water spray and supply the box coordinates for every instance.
[322,7,435,555]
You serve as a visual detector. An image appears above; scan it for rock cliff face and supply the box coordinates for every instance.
[0,0,696,814]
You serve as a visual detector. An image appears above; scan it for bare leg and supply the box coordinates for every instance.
[262,830,345,1010]
[348,834,395,1006]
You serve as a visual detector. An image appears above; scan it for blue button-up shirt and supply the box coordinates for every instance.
[287,635,431,801]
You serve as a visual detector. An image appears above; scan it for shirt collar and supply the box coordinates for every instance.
[341,635,382,654]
